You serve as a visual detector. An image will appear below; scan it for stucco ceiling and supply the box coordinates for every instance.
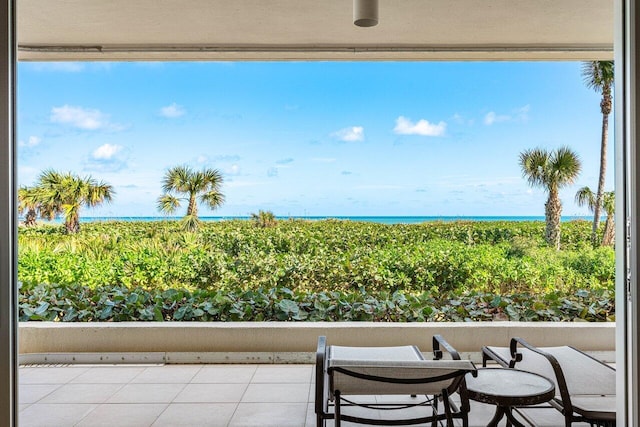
[17,0,614,61]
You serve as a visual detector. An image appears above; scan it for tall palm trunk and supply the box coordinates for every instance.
[602,215,615,246]
[545,188,562,250]
[592,85,612,246]
[24,208,37,227]
[65,217,80,234]
[186,194,198,218]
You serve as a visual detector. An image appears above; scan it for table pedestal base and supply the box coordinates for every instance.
[487,405,525,427]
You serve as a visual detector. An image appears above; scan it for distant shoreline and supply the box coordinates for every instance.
[31,215,595,225]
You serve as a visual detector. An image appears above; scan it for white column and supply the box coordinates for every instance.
[617,0,639,424]
[0,0,16,424]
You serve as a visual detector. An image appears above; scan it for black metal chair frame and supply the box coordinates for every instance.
[482,337,615,427]
[315,335,477,427]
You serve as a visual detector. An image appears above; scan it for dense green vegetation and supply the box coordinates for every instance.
[18,219,615,322]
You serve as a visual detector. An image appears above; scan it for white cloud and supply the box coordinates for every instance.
[332,126,364,142]
[516,104,530,122]
[312,157,336,163]
[225,164,241,176]
[452,113,474,126]
[197,155,208,164]
[160,103,186,118]
[19,136,41,148]
[483,111,510,125]
[484,105,530,125]
[51,105,115,130]
[393,116,446,136]
[92,144,122,160]
[85,144,128,173]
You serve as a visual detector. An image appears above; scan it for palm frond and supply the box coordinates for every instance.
[202,169,224,187]
[157,194,181,214]
[520,146,581,193]
[199,190,225,210]
[162,165,193,193]
[519,148,550,189]
[581,61,614,92]
[18,186,39,213]
[85,181,115,207]
[575,186,596,211]
[602,191,615,215]
[551,146,582,189]
[179,214,201,232]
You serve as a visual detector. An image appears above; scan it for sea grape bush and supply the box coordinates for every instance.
[17,219,615,322]
[19,282,614,322]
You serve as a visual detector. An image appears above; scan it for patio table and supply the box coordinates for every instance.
[465,368,555,427]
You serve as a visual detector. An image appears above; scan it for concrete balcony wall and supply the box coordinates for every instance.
[18,321,615,364]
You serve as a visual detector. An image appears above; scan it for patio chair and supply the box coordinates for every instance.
[315,335,477,427]
[482,337,616,427]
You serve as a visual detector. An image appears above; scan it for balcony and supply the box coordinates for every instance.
[17,321,614,426]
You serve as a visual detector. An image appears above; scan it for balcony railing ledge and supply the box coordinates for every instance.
[18,321,614,365]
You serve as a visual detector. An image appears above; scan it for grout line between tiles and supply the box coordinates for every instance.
[28,383,64,405]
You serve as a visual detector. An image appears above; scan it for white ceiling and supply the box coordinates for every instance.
[17,0,614,61]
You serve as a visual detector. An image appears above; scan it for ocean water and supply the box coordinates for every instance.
[74,215,593,225]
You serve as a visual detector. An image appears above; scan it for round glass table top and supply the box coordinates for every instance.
[465,368,555,406]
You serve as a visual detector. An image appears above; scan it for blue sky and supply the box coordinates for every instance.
[17,61,614,217]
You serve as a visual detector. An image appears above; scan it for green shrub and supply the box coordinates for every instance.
[17,219,615,322]
[18,282,614,322]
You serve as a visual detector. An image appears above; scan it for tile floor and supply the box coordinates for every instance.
[18,364,590,427]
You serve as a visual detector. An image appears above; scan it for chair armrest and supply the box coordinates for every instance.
[509,337,573,417]
[506,337,524,368]
[432,335,477,379]
[315,336,327,415]
[433,334,460,361]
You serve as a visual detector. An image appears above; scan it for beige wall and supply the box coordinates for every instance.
[19,322,615,358]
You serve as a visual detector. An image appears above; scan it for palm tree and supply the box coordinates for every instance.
[18,186,40,226]
[520,147,582,249]
[251,210,277,228]
[157,165,225,231]
[582,61,614,246]
[575,187,615,246]
[35,170,114,233]
[18,185,59,226]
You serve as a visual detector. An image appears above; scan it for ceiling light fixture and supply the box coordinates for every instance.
[354,0,378,27]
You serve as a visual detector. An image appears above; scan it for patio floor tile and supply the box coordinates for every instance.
[19,403,97,427]
[106,383,186,403]
[191,365,257,383]
[252,365,313,383]
[241,383,311,403]
[229,402,308,427]
[39,383,124,404]
[174,383,248,403]
[151,403,237,426]
[19,366,89,384]
[75,403,168,427]
[19,384,62,404]
[70,366,146,384]
[17,363,604,426]
[131,365,202,384]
